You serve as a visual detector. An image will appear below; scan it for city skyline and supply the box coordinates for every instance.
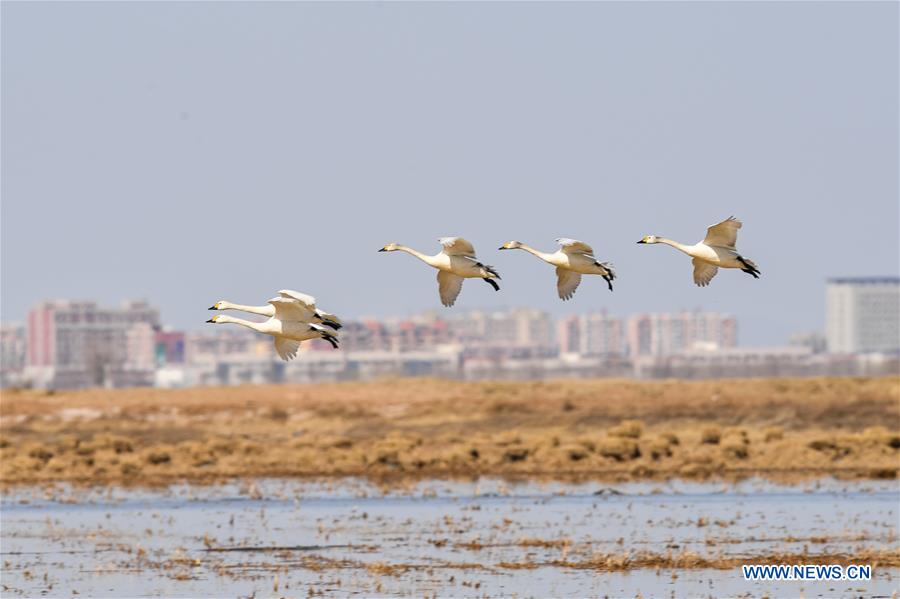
[6,292,896,390]
[2,2,898,346]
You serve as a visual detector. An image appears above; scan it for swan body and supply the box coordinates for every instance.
[637,216,760,286]
[499,238,616,300]
[206,307,339,361]
[379,237,501,307]
[208,289,341,329]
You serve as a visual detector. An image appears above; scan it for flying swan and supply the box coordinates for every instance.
[498,238,616,300]
[208,290,342,329]
[637,216,761,286]
[379,237,501,307]
[206,297,339,361]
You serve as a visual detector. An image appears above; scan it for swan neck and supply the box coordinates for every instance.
[399,246,438,266]
[659,238,692,254]
[519,244,551,261]
[223,302,269,316]
[218,315,265,332]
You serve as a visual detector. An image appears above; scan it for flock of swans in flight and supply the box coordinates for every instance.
[207,217,760,361]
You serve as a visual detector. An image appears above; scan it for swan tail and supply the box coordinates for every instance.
[476,262,501,279]
[316,312,342,330]
[595,261,616,279]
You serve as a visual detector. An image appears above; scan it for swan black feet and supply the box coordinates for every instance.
[483,278,500,291]
[737,256,761,279]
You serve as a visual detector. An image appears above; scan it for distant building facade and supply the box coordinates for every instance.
[0,323,27,387]
[558,312,625,356]
[446,308,555,350]
[626,311,737,357]
[826,277,900,354]
[155,330,186,365]
[25,300,160,388]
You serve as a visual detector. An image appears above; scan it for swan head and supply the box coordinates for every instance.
[208,301,224,310]
[498,241,522,250]
[637,235,660,244]
[379,243,401,252]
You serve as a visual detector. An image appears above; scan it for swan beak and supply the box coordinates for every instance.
[498,246,507,250]
[636,240,646,244]
[378,247,387,252]
[207,305,217,310]
[205,318,216,323]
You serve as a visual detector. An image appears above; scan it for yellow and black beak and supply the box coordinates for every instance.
[636,239,646,244]
[378,247,387,252]
[207,305,218,310]
[498,246,508,250]
[206,316,217,323]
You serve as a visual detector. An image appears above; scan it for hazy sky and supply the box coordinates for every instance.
[2,2,897,345]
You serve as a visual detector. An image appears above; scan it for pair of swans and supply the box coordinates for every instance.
[381,218,759,306]
[206,290,341,361]
[380,236,616,305]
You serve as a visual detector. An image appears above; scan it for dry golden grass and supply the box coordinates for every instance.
[1,376,898,487]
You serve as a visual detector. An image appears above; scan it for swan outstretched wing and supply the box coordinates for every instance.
[437,271,464,307]
[439,237,477,258]
[268,297,316,321]
[273,337,301,361]
[556,238,594,256]
[703,217,741,249]
[556,267,582,300]
[692,258,719,287]
[278,289,316,309]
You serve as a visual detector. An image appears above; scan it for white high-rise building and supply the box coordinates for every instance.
[826,277,900,354]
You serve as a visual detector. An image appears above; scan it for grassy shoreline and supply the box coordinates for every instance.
[2,376,898,487]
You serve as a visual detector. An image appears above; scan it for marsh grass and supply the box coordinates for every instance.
[1,376,897,487]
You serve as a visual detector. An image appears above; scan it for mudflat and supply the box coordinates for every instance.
[1,376,898,487]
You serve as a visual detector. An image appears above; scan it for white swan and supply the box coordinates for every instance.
[379,237,501,307]
[208,289,341,329]
[206,298,339,361]
[637,216,761,286]
[499,238,616,300]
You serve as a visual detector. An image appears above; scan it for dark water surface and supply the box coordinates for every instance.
[2,478,897,597]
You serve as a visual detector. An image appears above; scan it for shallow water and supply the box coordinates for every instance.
[2,478,898,597]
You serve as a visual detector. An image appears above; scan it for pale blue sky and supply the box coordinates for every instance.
[2,2,897,345]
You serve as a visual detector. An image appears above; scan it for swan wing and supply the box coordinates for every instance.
[556,267,582,301]
[273,337,301,361]
[438,237,477,258]
[702,216,741,249]
[437,271,464,307]
[692,258,719,287]
[556,238,594,256]
[267,297,316,322]
[277,289,316,309]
